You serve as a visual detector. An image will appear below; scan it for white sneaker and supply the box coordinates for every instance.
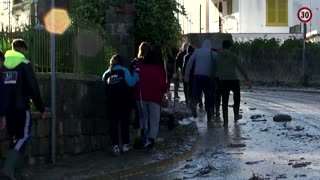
[122,144,130,152]
[112,145,120,156]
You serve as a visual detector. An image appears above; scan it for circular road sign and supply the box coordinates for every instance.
[297,7,312,23]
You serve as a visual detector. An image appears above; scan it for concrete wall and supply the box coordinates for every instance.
[183,33,233,50]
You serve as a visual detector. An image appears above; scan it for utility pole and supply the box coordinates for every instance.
[200,4,201,33]
[8,0,11,32]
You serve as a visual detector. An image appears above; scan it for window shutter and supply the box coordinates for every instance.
[277,0,288,25]
[227,0,233,15]
[266,0,277,25]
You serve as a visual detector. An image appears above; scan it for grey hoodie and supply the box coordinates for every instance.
[183,39,217,82]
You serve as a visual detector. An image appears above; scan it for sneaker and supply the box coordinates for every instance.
[122,144,131,153]
[112,145,120,156]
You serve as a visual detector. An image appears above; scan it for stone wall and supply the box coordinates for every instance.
[0,73,108,166]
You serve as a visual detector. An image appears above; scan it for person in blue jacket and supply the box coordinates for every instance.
[102,54,140,156]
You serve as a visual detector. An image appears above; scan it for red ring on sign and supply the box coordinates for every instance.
[297,7,313,23]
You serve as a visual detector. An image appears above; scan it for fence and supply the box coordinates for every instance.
[0,24,109,75]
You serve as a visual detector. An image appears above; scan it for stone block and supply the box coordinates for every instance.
[0,140,9,158]
[0,129,8,140]
[57,137,64,155]
[34,119,50,137]
[30,138,49,156]
[63,118,81,136]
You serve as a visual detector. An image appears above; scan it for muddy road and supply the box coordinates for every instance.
[129,89,320,180]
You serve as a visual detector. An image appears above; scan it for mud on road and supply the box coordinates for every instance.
[129,89,320,180]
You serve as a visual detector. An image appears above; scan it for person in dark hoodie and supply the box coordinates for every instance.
[184,39,217,121]
[0,51,6,130]
[0,39,46,179]
[102,54,140,156]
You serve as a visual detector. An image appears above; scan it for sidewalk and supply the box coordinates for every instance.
[20,104,197,180]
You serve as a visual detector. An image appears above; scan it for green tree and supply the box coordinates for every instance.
[72,0,185,53]
[133,0,185,52]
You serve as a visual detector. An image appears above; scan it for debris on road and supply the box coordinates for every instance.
[273,114,292,122]
[292,162,311,168]
[250,114,263,119]
[245,160,264,165]
[249,107,257,110]
[229,143,246,148]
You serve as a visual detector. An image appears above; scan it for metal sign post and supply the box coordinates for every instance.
[297,7,312,80]
[50,0,56,164]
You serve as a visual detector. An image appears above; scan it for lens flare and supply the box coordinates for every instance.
[44,8,71,34]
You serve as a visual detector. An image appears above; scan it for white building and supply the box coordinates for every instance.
[0,0,32,30]
[178,0,320,35]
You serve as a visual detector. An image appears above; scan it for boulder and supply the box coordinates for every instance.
[273,114,292,122]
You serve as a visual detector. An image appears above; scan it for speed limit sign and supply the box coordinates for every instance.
[297,7,312,23]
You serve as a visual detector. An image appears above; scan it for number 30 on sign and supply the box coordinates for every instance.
[297,7,312,23]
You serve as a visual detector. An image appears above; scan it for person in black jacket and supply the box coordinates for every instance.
[0,39,46,179]
[0,51,5,129]
[174,43,188,98]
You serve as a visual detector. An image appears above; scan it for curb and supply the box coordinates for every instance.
[243,87,320,94]
[90,145,196,180]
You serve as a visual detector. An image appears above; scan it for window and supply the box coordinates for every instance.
[13,0,22,5]
[266,0,288,26]
[227,0,232,15]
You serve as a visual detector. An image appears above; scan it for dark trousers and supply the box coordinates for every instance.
[219,80,241,116]
[6,109,31,152]
[108,105,130,146]
[192,75,213,113]
[183,81,190,104]
[213,78,222,114]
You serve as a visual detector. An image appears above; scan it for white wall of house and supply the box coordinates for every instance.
[237,0,320,33]
[179,0,320,34]
[0,0,31,30]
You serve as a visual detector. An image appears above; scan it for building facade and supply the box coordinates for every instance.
[178,0,320,34]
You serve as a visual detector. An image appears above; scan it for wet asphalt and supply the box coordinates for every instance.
[129,88,320,180]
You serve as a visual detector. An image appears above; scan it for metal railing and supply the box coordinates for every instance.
[0,24,107,75]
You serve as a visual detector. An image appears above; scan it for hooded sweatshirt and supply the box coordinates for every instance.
[0,73,5,116]
[184,39,217,83]
[175,43,189,71]
[2,50,45,112]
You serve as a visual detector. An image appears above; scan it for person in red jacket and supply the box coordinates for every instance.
[134,45,169,149]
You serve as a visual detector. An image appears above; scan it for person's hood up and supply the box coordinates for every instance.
[4,50,28,69]
[187,45,195,54]
[181,42,189,51]
[201,39,211,49]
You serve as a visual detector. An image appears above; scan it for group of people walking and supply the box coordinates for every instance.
[102,42,170,156]
[0,38,250,179]
[181,39,250,125]
[102,39,250,157]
